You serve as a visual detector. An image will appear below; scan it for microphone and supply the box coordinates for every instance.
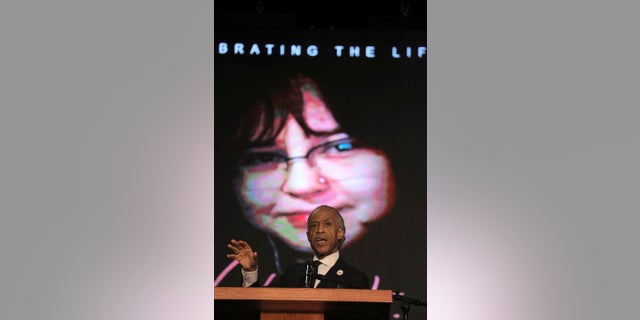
[392,291,427,320]
[392,291,427,307]
[304,260,319,288]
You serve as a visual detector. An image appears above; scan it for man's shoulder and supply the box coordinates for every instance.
[335,257,367,275]
[327,256,370,289]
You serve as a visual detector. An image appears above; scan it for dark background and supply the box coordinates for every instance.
[215,0,426,30]
[213,19,427,319]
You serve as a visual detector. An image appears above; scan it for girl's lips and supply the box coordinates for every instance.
[287,213,309,229]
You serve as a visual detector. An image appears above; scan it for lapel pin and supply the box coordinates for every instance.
[336,269,344,276]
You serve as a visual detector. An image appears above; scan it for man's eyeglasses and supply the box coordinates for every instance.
[238,137,362,172]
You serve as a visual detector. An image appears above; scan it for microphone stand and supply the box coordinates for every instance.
[392,291,427,320]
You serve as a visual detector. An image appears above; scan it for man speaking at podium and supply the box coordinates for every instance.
[227,205,370,289]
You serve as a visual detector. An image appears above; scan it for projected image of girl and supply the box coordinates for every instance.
[232,74,396,252]
[214,29,427,320]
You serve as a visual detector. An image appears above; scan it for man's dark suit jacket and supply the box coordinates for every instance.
[260,256,370,289]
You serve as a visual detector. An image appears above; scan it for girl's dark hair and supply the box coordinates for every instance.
[233,74,342,151]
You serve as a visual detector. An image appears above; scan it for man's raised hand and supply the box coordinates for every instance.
[226,239,258,272]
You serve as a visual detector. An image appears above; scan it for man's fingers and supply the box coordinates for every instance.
[229,239,254,255]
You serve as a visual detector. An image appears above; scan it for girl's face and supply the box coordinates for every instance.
[234,89,395,251]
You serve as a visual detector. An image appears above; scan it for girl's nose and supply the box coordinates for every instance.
[280,158,328,198]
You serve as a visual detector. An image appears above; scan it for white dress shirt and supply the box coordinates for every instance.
[241,266,258,287]
[313,251,340,288]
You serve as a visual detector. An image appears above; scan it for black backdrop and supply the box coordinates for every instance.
[214,29,427,319]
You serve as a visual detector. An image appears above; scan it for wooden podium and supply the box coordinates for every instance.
[214,287,392,320]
